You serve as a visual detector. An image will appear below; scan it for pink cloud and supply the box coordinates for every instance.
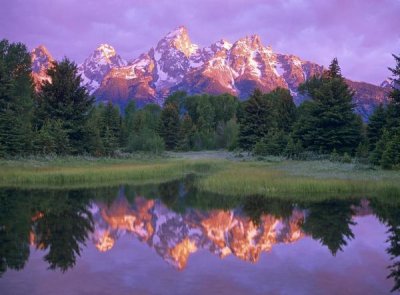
[1,0,399,84]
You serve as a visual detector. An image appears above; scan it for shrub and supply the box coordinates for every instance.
[341,152,352,164]
[127,128,165,154]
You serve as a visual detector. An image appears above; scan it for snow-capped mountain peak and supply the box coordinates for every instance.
[158,26,199,57]
[212,39,233,52]
[78,43,127,94]
[32,27,389,119]
[96,43,117,60]
[31,45,53,74]
[31,45,54,90]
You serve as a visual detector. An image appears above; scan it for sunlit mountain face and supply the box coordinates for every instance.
[90,196,306,269]
[30,26,389,119]
[0,181,399,293]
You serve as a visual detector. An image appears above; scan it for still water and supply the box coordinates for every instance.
[0,178,399,294]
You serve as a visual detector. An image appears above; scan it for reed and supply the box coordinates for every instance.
[0,158,218,189]
[1,156,400,201]
[196,161,400,200]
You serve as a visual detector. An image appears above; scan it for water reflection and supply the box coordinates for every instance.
[371,199,400,292]
[0,179,399,293]
[91,195,305,268]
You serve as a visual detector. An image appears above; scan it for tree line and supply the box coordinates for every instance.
[0,39,399,169]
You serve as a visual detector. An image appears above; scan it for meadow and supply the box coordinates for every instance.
[1,152,399,201]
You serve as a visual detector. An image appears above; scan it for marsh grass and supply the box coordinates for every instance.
[196,161,400,200]
[0,157,220,189]
[1,155,400,201]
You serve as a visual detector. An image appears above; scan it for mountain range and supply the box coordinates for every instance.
[31,26,390,118]
[28,195,370,270]
[28,194,372,270]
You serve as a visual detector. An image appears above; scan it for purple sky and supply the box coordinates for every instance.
[1,0,399,85]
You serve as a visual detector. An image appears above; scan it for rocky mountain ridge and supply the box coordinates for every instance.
[31,26,390,117]
[87,196,372,269]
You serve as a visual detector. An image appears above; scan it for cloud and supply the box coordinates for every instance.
[1,0,399,84]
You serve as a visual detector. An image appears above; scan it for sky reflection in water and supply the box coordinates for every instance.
[0,180,399,294]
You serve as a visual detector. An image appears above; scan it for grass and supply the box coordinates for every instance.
[0,156,218,189]
[1,153,400,201]
[196,160,400,201]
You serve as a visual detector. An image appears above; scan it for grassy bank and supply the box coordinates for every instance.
[1,153,400,200]
[0,156,218,189]
[196,161,400,200]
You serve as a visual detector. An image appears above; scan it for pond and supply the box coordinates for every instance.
[0,178,399,294]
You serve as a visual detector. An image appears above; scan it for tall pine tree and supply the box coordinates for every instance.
[371,53,400,168]
[238,89,274,150]
[386,54,400,132]
[294,58,362,154]
[100,102,121,155]
[35,58,95,154]
[366,104,387,151]
[178,113,194,151]
[0,40,34,156]
[159,103,180,150]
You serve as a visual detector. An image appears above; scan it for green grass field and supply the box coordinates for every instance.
[1,153,399,200]
[0,156,216,189]
[197,161,400,201]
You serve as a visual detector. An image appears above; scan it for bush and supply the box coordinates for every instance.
[215,119,239,150]
[127,128,165,154]
[253,130,288,157]
[253,140,269,156]
[34,120,70,155]
[330,149,340,162]
[341,152,352,163]
[284,137,303,159]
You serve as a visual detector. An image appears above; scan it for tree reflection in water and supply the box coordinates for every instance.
[371,199,400,292]
[0,180,398,292]
[301,200,356,256]
[0,189,94,274]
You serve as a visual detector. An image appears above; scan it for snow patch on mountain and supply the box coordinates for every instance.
[78,44,127,94]
[32,26,388,119]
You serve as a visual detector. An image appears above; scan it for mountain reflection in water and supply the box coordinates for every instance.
[90,196,305,268]
[0,178,399,294]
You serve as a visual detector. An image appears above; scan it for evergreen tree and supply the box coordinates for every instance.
[124,100,137,134]
[119,100,137,150]
[385,54,400,131]
[127,104,164,153]
[164,91,187,113]
[215,118,239,150]
[238,89,274,150]
[178,113,194,151]
[267,87,296,132]
[386,54,400,132]
[85,106,104,156]
[380,133,400,169]
[34,120,69,155]
[159,103,180,150]
[284,136,304,159]
[253,130,288,156]
[367,104,387,151]
[327,57,341,78]
[370,53,400,168]
[294,58,362,154]
[370,129,390,165]
[211,93,239,124]
[0,40,34,156]
[35,58,95,154]
[100,102,121,154]
[195,95,216,131]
